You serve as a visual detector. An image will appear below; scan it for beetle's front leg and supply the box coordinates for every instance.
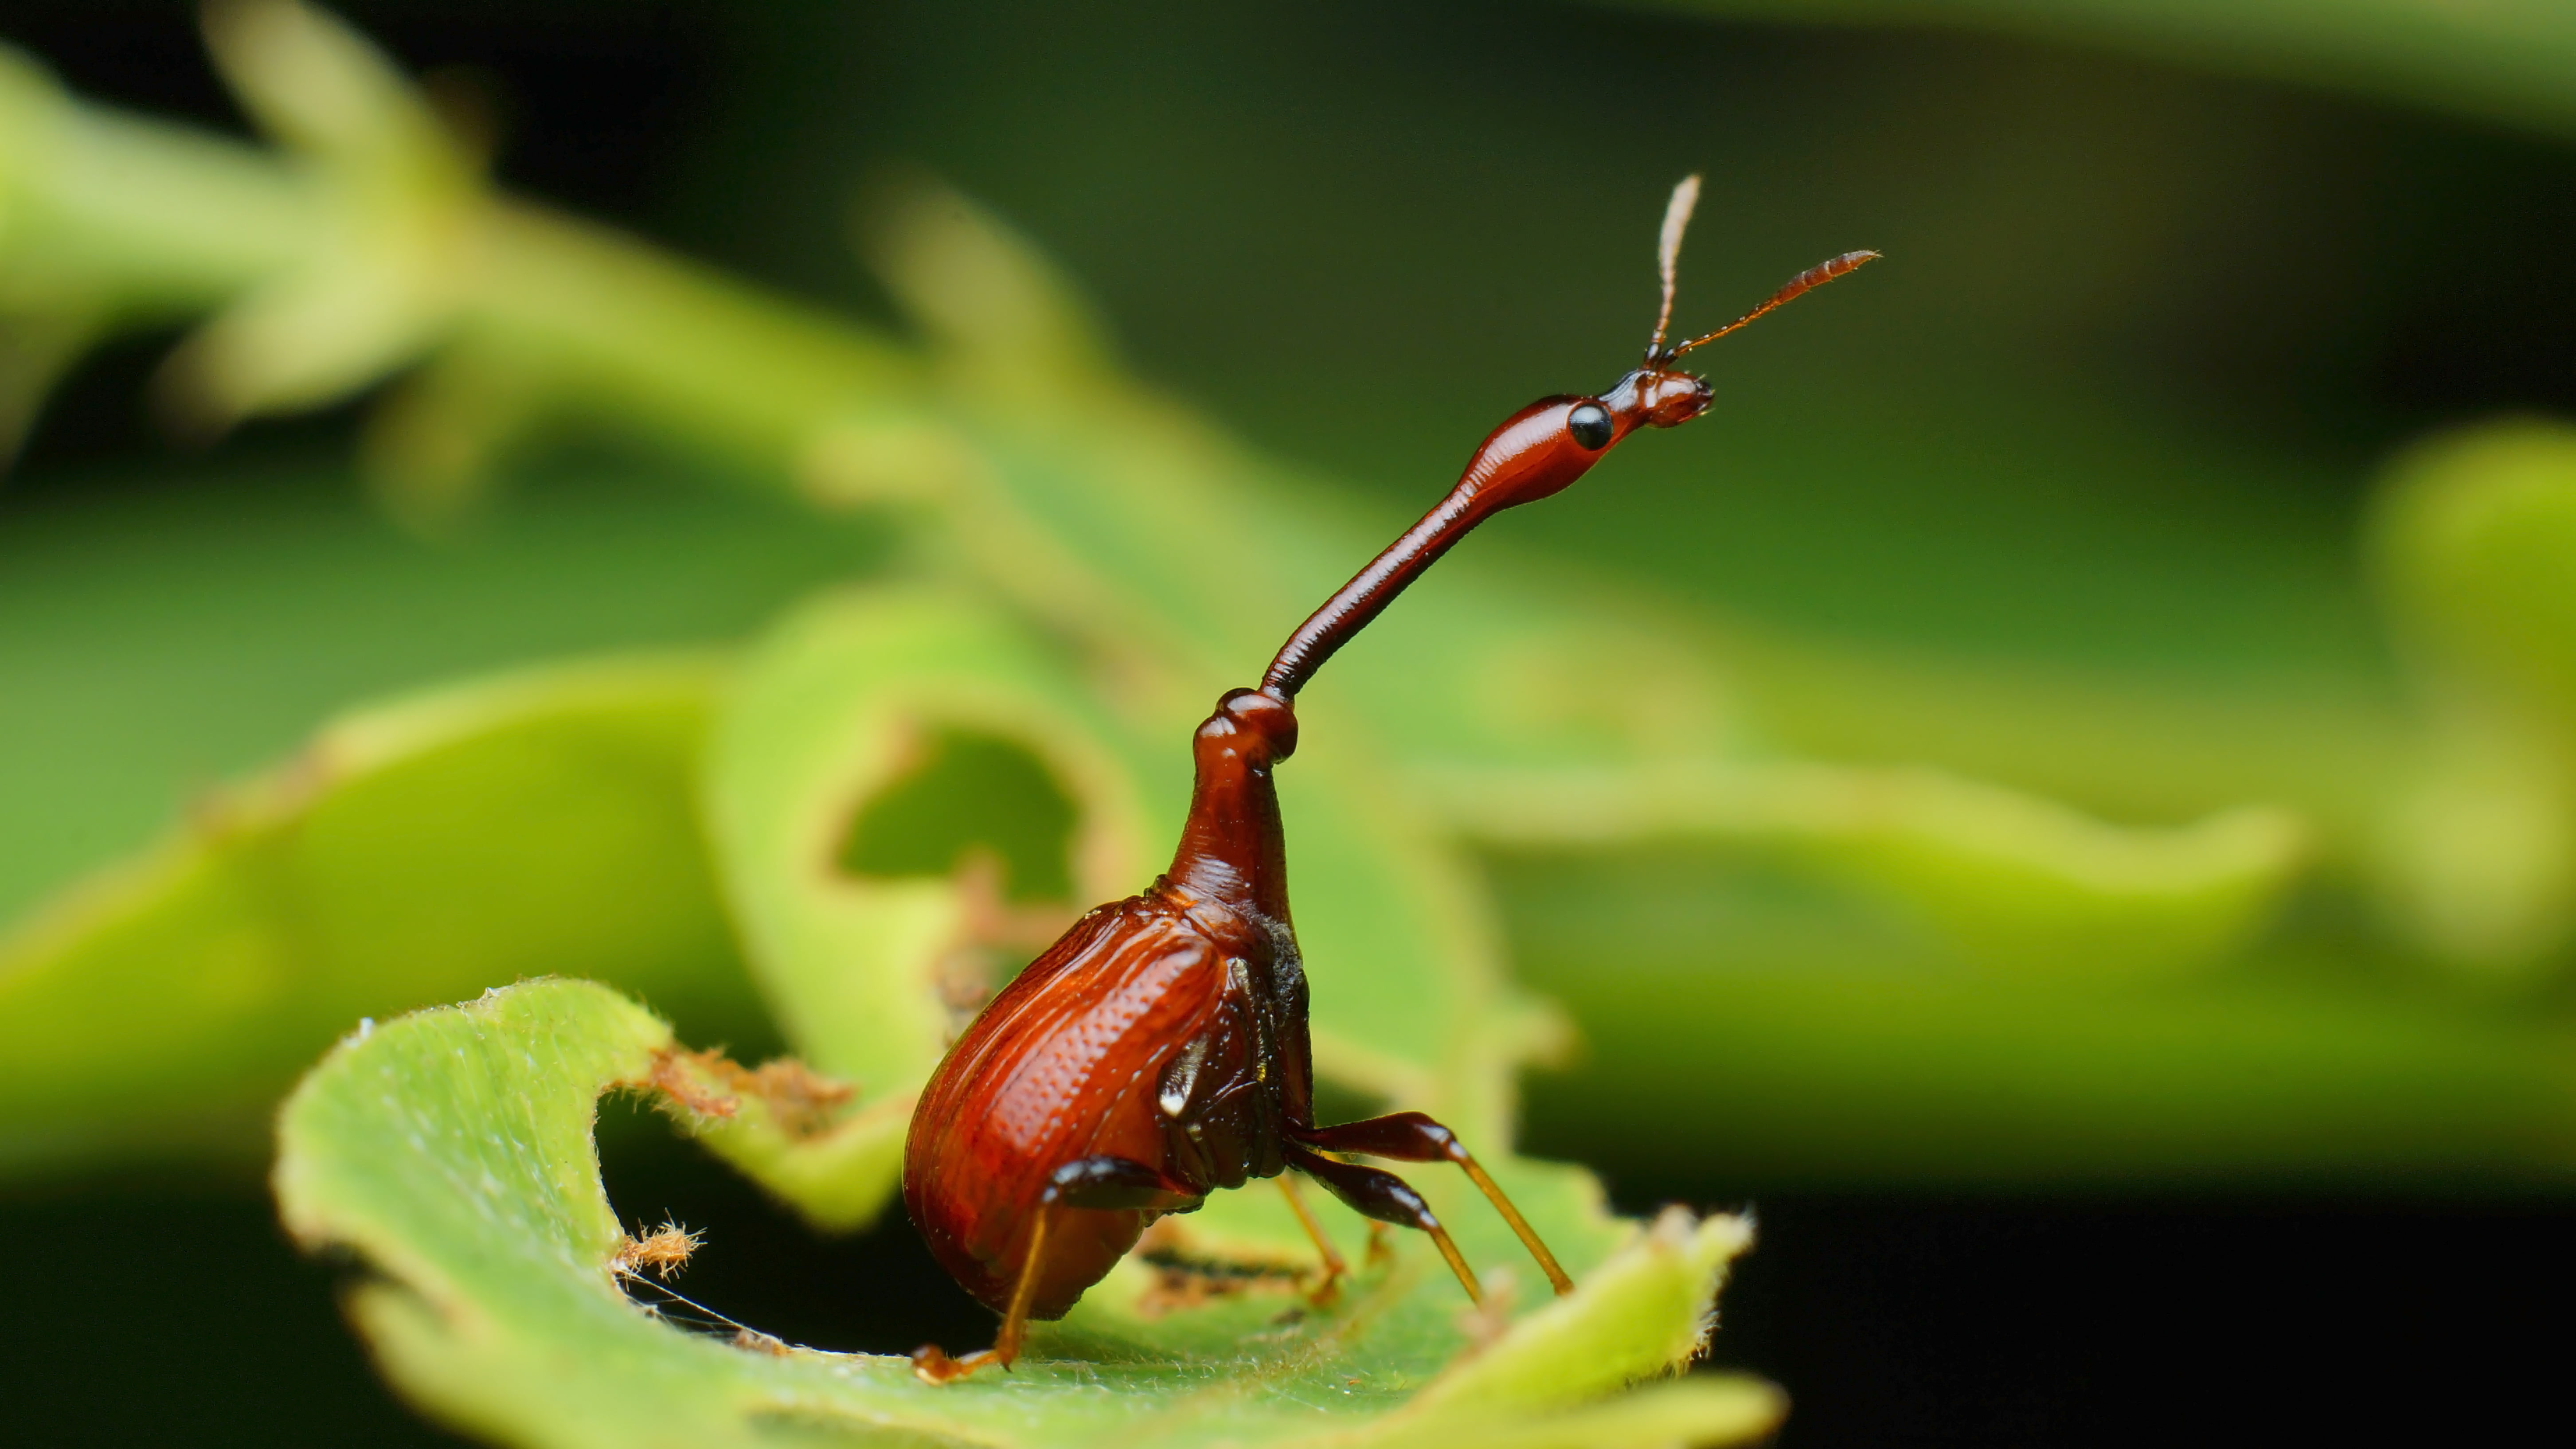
[1283,1143,1482,1303]
[1293,1112,1573,1295]
[911,1156,1204,1385]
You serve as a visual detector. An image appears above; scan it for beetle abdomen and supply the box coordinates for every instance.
[903,896,1231,1315]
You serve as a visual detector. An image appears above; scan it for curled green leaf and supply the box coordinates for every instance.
[276,979,1776,1449]
[700,586,1160,1227]
[0,656,756,1175]
[1432,759,2305,976]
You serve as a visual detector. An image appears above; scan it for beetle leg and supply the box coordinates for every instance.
[1275,1172,1348,1304]
[912,1205,1053,1384]
[1293,1111,1573,1296]
[1041,1155,1205,1213]
[913,1157,1206,1385]
[1282,1144,1481,1304]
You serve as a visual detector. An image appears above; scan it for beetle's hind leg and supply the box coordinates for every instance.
[911,1207,1056,1384]
[1293,1112,1574,1296]
[911,1156,1204,1385]
[1283,1144,1482,1303]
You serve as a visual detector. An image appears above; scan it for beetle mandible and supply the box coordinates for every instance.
[903,175,1877,1382]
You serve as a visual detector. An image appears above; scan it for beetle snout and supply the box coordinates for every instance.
[1637,369,1711,428]
[1600,367,1712,434]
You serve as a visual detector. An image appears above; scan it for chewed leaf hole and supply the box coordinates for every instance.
[839,727,1077,904]
[597,1096,992,1355]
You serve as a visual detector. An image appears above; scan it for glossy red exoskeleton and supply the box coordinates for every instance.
[903,176,1876,1381]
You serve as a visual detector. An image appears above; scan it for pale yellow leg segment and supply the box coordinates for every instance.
[1423,1219,1483,1304]
[1278,1173,1348,1304]
[1448,1148,1575,1296]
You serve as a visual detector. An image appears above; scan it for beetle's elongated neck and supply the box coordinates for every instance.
[1260,480,1491,700]
[1262,395,1608,698]
[1164,689,1297,926]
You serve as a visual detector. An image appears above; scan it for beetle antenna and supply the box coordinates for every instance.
[1260,200,1874,701]
[1667,249,1881,359]
[1645,175,1701,362]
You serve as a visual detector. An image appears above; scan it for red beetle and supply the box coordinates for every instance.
[904,177,1876,1381]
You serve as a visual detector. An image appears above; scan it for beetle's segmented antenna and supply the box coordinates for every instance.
[1669,249,1881,358]
[1647,175,1701,361]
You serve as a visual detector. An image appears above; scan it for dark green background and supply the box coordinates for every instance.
[5,2,2571,1443]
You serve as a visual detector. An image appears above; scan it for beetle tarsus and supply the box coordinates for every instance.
[1364,1222,1393,1267]
[909,1343,1002,1385]
[1424,1221,1482,1304]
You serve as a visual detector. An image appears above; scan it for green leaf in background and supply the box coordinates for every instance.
[2365,421,2576,973]
[13,0,2576,1211]
[1659,0,2576,142]
[1519,944,2576,1186]
[708,586,1157,1087]
[275,979,1782,1449]
[0,0,2380,1007]
[2375,420,2576,722]
[0,656,762,1173]
[0,456,885,929]
[696,585,1159,1230]
[1428,759,2304,978]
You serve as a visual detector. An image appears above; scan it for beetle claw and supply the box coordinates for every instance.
[910,1344,1005,1385]
[1303,1264,1346,1308]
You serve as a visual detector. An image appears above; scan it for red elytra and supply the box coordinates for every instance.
[902,177,1877,1382]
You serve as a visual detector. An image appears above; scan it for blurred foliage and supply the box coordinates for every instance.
[1669,0,2576,143]
[2,0,2431,1186]
[0,656,756,1172]
[8,0,2576,1437]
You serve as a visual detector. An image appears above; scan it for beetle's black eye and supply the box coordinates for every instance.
[1567,402,1613,450]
